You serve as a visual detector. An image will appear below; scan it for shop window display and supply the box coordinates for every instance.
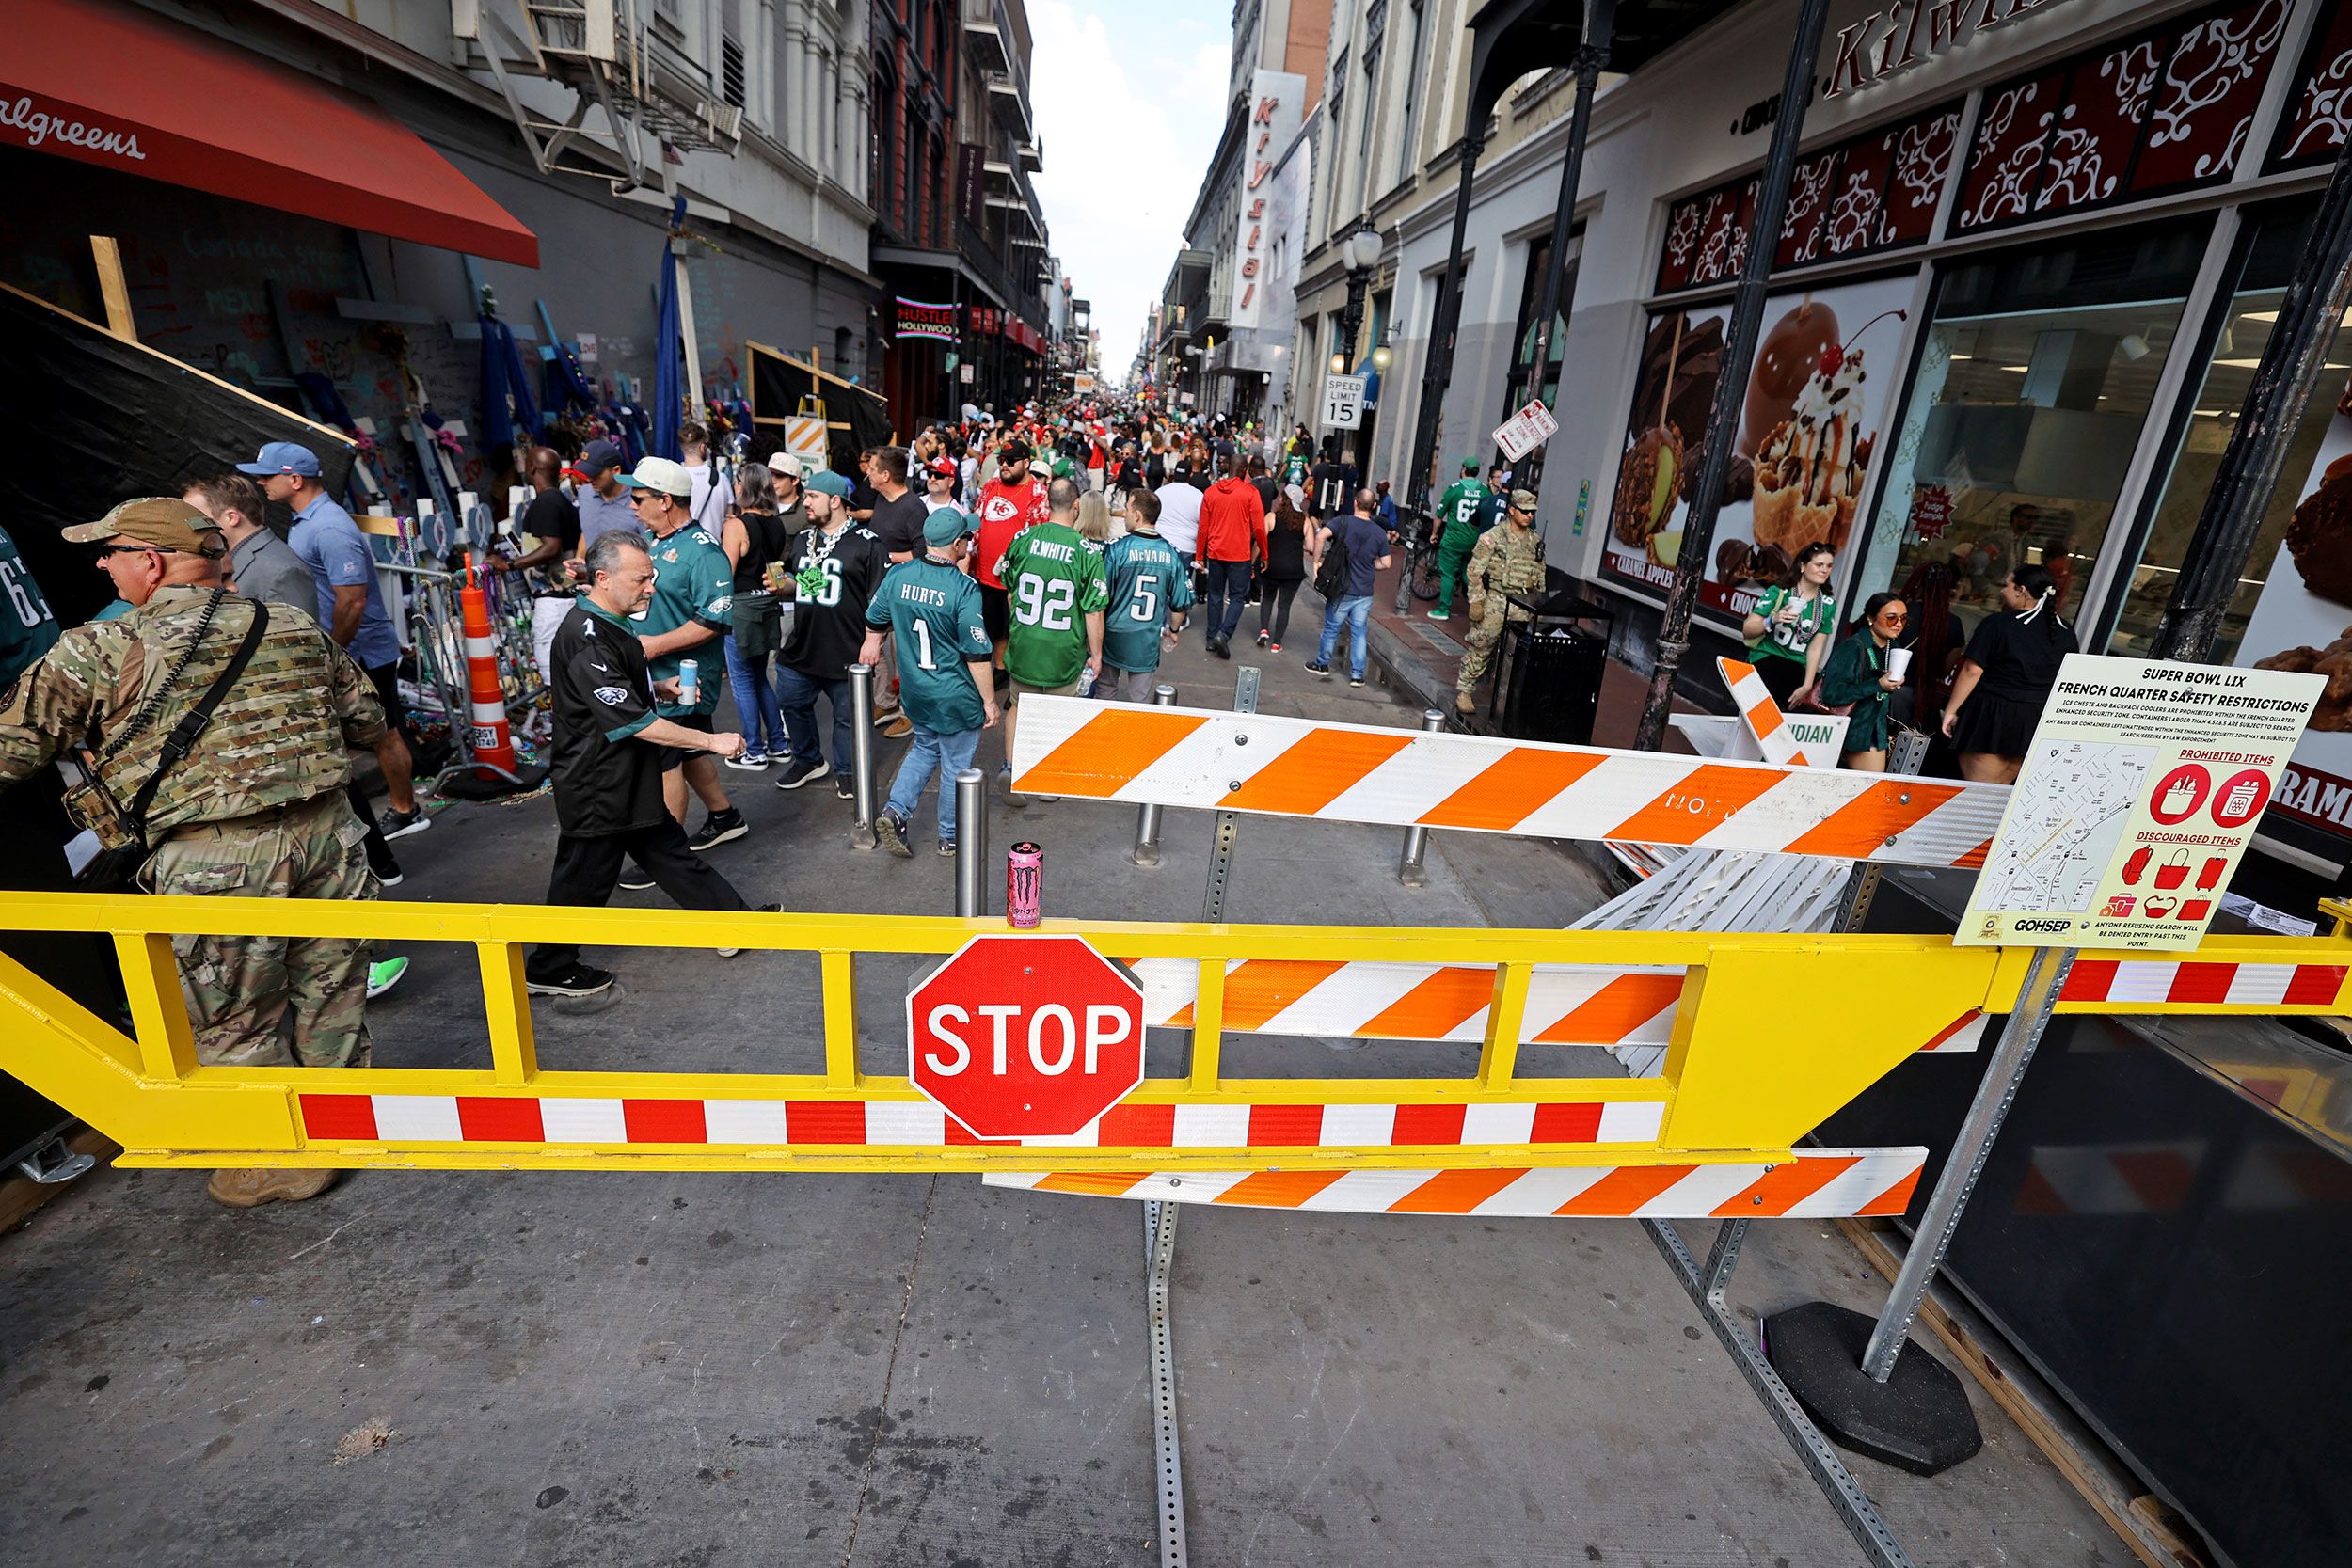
[2109,204,2352,662]
[1849,221,2208,696]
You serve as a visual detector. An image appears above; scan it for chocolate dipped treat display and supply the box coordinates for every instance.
[2285,452,2352,608]
[1751,346,1871,555]
[1741,302,1840,456]
[1611,312,1724,566]
[2256,627,2352,731]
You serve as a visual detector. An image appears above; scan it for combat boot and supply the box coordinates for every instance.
[1455,690,1476,715]
[206,1167,340,1209]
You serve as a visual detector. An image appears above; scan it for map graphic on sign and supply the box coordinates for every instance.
[1970,739,2153,915]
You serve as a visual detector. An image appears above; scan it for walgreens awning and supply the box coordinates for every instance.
[5,0,539,267]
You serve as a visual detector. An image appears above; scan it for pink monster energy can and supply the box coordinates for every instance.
[1006,842,1043,929]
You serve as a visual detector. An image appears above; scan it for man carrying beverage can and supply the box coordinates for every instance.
[618,456,746,870]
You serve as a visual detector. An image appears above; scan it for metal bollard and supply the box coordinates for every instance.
[954,768,987,917]
[848,662,879,850]
[1396,709,1447,886]
[1130,683,1178,866]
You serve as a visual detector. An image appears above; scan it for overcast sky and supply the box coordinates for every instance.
[1027,0,1232,382]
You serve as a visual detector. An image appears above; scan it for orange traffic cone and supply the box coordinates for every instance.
[460,555,520,782]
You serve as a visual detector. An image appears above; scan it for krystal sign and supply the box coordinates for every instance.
[1231,70,1304,332]
[1823,0,2079,100]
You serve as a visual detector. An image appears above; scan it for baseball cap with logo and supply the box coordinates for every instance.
[927,456,958,478]
[617,456,693,499]
[1000,439,1032,463]
[766,451,805,479]
[921,508,977,548]
[564,438,625,481]
[235,441,324,479]
[803,469,853,499]
[64,498,225,555]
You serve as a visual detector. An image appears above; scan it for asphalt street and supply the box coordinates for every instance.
[0,629,2127,1567]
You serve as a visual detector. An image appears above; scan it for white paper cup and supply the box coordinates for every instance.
[1886,647,1913,683]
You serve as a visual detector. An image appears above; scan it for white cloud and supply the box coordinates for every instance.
[1027,0,1234,379]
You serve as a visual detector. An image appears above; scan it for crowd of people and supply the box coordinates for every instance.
[0,381,2098,1215]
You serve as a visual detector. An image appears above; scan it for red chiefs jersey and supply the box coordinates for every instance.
[974,477,1048,589]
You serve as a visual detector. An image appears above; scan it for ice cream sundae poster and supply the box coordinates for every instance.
[1601,274,1915,622]
[2237,377,2352,838]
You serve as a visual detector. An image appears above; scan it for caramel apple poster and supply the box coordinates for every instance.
[2235,377,2352,837]
[1602,275,1913,621]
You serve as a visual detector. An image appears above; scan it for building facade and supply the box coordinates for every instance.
[12,0,878,478]
[868,0,1054,428]
[1269,0,2352,878]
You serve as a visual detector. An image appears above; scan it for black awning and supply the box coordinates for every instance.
[1466,0,1749,127]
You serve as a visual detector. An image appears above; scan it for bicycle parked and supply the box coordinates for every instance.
[1389,505,1444,611]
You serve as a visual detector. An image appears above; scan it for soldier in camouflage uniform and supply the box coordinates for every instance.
[1455,489,1549,716]
[0,499,386,1209]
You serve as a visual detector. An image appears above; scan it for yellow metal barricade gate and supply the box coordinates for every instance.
[1,892,2343,1216]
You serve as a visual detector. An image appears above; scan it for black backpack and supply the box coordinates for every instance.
[1313,521,1351,599]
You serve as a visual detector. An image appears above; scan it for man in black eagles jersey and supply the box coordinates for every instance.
[772,470,889,798]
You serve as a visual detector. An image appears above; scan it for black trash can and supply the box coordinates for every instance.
[1494,590,1613,744]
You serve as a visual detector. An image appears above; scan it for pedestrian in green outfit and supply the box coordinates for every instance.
[1817,593,1910,771]
[1430,459,1491,619]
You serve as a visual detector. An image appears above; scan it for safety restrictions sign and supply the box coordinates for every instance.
[1959,654,2324,949]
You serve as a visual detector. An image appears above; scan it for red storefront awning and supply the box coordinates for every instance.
[5,0,539,268]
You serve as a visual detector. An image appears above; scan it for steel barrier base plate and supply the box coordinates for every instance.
[1764,1301,1982,1477]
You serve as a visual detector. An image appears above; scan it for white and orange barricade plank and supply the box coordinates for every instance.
[1718,657,1816,767]
[1124,956,1988,1055]
[1009,697,2007,870]
[983,1147,1926,1219]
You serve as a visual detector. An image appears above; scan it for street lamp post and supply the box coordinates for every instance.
[1330,223,1382,377]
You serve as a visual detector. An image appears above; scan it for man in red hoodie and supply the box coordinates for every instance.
[973,437,1050,670]
[1195,454,1267,659]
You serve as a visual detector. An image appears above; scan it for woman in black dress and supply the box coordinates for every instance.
[1939,562,2076,784]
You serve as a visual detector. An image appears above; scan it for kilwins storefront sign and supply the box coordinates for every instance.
[1825,0,2080,98]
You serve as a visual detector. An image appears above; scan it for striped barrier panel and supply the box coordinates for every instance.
[1126,956,1989,1055]
[1719,657,1818,767]
[984,1148,1927,1219]
[1009,697,2010,868]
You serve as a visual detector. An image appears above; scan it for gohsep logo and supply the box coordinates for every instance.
[2013,918,2074,934]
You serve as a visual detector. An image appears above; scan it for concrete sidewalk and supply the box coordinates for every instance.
[0,632,2125,1567]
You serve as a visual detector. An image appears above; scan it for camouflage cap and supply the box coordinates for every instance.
[63,498,224,554]
[1509,489,1540,512]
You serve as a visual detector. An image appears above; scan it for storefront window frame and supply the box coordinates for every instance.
[2087,195,2351,659]
[1830,211,2222,652]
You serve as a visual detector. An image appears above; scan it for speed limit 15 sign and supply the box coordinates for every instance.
[1323,373,1366,430]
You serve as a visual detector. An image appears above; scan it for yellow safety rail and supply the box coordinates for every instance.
[0,892,2344,1174]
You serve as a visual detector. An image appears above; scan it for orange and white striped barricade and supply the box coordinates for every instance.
[1009,697,2009,869]
[458,557,522,783]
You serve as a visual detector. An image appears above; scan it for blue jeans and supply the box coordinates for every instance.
[775,662,851,775]
[885,722,983,843]
[723,632,787,758]
[1204,558,1252,642]
[1316,594,1373,679]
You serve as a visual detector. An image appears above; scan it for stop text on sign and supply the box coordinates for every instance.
[918,1002,1136,1078]
[905,933,1147,1139]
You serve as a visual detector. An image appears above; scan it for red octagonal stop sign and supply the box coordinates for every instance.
[906,934,1146,1139]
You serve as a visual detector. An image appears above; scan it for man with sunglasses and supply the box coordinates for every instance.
[1455,489,1549,718]
[0,499,389,1209]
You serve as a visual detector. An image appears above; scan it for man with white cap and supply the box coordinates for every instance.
[614,456,746,864]
[767,451,811,543]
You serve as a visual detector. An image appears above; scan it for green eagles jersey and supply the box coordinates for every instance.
[1438,480,1486,546]
[1101,531,1195,673]
[0,526,59,686]
[1000,520,1109,689]
[634,525,734,716]
[865,557,993,734]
